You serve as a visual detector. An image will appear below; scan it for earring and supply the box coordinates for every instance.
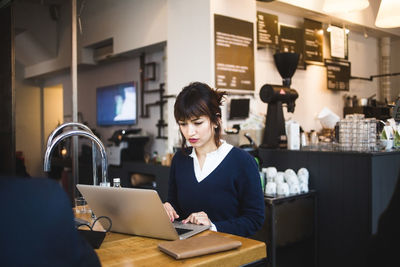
[214,125,218,129]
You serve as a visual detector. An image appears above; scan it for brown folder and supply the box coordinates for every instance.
[158,234,242,259]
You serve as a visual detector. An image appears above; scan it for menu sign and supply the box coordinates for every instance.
[304,19,323,64]
[257,11,279,47]
[329,25,348,59]
[325,59,350,91]
[214,14,254,91]
[279,25,305,69]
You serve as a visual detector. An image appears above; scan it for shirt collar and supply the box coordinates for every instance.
[189,140,228,158]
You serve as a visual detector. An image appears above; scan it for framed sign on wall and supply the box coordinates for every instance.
[214,14,255,91]
[256,11,279,48]
[325,58,350,91]
[329,25,348,60]
[279,25,305,69]
[304,19,324,65]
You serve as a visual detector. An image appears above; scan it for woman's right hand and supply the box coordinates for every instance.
[163,202,179,222]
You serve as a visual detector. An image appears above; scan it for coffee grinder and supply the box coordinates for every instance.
[260,52,299,148]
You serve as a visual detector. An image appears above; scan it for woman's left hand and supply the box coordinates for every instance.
[182,211,211,226]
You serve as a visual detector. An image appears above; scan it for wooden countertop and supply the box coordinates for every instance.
[96,231,266,266]
[76,211,267,266]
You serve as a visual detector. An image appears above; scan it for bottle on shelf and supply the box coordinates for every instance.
[113,178,121,188]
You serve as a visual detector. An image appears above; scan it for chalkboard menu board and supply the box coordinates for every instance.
[256,11,279,47]
[325,59,350,91]
[214,14,254,91]
[304,19,323,64]
[279,25,305,69]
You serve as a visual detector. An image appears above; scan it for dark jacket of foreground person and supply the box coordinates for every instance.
[0,176,100,267]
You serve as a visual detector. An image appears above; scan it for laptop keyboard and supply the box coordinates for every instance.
[175,227,192,235]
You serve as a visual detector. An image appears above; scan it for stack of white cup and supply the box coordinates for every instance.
[284,169,300,195]
[263,167,278,197]
[262,167,309,197]
[297,168,309,193]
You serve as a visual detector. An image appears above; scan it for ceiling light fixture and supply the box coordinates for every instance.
[363,28,369,39]
[375,0,400,28]
[323,0,369,13]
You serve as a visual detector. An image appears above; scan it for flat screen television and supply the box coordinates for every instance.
[96,82,137,126]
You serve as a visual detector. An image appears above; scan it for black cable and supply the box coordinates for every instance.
[92,216,112,233]
[76,223,92,231]
[75,216,112,233]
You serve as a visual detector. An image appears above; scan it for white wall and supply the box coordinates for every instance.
[15,73,42,177]
[23,1,72,78]
[166,0,213,150]
[15,65,64,177]
[166,0,257,150]
[255,6,380,132]
[44,85,64,154]
[21,0,168,79]
[44,49,167,157]
[79,0,167,54]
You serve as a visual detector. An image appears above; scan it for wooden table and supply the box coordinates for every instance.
[76,211,267,266]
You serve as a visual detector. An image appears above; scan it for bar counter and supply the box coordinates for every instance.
[258,147,400,267]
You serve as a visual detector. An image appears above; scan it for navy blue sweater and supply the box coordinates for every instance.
[167,147,265,237]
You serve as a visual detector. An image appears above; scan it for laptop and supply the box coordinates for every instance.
[76,184,210,240]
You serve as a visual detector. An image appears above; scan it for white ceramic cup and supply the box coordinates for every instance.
[298,174,309,185]
[300,183,309,193]
[275,172,285,184]
[265,182,277,196]
[289,183,300,194]
[284,173,299,185]
[284,169,296,177]
[297,168,309,178]
[277,182,290,196]
[263,167,277,183]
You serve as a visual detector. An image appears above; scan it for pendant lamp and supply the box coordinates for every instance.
[375,0,400,28]
[323,0,369,13]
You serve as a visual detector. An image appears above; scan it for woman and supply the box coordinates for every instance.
[163,82,265,237]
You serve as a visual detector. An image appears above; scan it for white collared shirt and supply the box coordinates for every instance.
[189,140,233,183]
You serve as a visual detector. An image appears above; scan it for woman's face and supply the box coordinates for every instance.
[178,116,216,151]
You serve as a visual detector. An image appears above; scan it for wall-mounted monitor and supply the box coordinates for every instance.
[96,81,137,126]
[229,98,250,120]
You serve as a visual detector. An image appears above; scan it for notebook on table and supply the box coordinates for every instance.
[158,234,242,259]
[76,184,210,240]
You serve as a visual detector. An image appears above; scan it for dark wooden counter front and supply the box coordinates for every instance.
[258,148,400,267]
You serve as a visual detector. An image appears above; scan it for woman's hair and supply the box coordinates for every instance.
[174,82,226,151]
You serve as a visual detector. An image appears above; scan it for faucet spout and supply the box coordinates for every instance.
[46,122,92,148]
[45,122,99,186]
[44,129,108,186]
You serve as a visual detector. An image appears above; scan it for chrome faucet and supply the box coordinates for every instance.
[45,122,99,185]
[44,129,108,186]
[46,122,92,148]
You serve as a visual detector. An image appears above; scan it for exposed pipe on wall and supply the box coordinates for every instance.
[380,37,391,103]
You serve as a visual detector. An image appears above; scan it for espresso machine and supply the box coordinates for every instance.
[260,52,299,148]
